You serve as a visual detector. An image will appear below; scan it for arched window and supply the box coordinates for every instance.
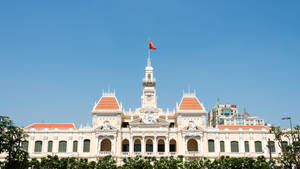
[282,141,288,152]
[231,141,239,152]
[220,141,225,152]
[169,139,176,152]
[255,141,262,152]
[244,141,249,152]
[268,141,275,153]
[146,139,153,152]
[134,139,141,152]
[58,141,67,152]
[47,141,53,152]
[73,141,78,152]
[122,139,129,152]
[187,139,198,151]
[34,141,42,152]
[83,139,90,152]
[21,141,28,152]
[148,74,151,80]
[158,139,165,152]
[208,139,215,152]
[100,139,111,152]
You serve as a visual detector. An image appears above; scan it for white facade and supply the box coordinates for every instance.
[2,57,284,164]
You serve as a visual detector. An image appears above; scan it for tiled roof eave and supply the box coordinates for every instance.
[91,109,122,114]
[177,110,207,114]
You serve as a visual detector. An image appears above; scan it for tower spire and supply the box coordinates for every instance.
[147,55,151,67]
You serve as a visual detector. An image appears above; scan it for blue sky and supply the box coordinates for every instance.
[0,1,299,128]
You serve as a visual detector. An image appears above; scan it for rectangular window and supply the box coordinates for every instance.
[122,144,129,152]
[83,140,90,152]
[22,141,29,152]
[220,141,225,152]
[134,144,141,152]
[244,141,249,152]
[73,141,78,152]
[170,144,176,152]
[48,141,53,152]
[208,140,215,152]
[34,141,42,153]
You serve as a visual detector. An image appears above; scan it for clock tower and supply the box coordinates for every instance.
[141,56,157,108]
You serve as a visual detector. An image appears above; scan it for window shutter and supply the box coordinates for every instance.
[73,141,78,152]
[48,141,53,152]
[208,140,215,152]
[59,141,67,152]
[34,141,42,152]
[83,139,90,152]
[220,141,225,152]
[244,141,249,152]
[255,141,262,152]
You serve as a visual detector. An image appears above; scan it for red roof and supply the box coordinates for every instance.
[218,125,267,129]
[26,123,76,129]
[94,96,120,110]
[179,97,203,110]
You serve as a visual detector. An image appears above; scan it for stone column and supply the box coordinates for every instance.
[225,133,230,153]
[95,136,99,156]
[113,136,117,155]
[78,136,83,153]
[53,136,58,153]
[239,139,244,153]
[112,137,116,155]
[215,137,220,153]
[142,136,145,154]
[182,136,186,155]
[43,136,48,153]
[129,136,133,155]
[153,137,157,155]
[29,136,34,154]
[165,136,169,155]
[67,136,72,153]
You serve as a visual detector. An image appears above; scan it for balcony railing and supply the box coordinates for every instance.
[99,151,111,155]
[122,152,129,156]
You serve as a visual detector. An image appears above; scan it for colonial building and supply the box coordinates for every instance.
[4,57,285,164]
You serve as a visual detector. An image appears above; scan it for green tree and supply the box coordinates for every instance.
[0,116,29,169]
[270,125,300,169]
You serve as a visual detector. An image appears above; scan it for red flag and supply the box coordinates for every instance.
[149,40,156,50]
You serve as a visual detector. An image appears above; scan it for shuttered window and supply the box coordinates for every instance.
[83,139,90,152]
[255,141,262,152]
[208,140,215,152]
[58,141,67,152]
[34,141,42,152]
[231,141,239,152]
[73,141,78,152]
[244,141,249,152]
[220,141,225,152]
[268,141,275,153]
[47,141,53,152]
[22,141,29,151]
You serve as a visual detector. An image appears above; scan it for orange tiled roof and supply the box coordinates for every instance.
[179,97,203,110]
[94,96,120,110]
[218,125,267,129]
[26,123,76,129]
